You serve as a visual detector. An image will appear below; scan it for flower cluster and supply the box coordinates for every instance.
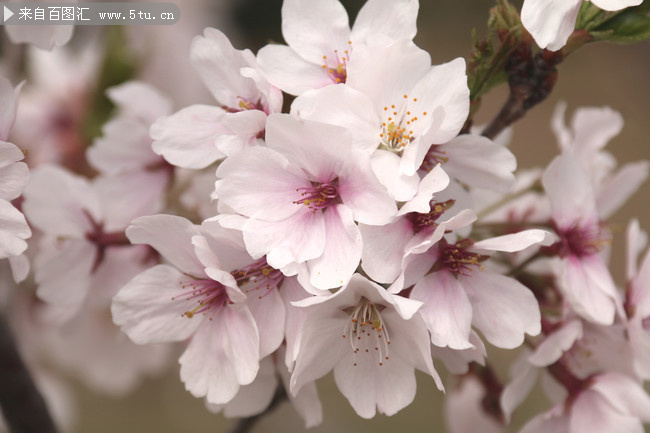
[0,0,648,431]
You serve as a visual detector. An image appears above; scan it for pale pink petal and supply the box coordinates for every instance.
[431,331,486,375]
[542,154,598,229]
[359,218,412,284]
[281,0,350,65]
[242,209,326,269]
[277,349,323,428]
[107,80,173,123]
[9,254,30,283]
[5,25,73,51]
[35,238,96,308]
[179,312,253,405]
[445,376,504,433]
[463,272,541,349]
[0,77,21,141]
[0,200,30,258]
[529,320,583,367]
[597,161,649,219]
[501,349,539,423]
[0,150,28,201]
[215,145,311,221]
[441,134,516,191]
[471,229,554,253]
[370,149,420,201]
[591,373,650,421]
[111,265,205,344]
[561,255,617,325]
[290,314,349,395]
[290,85,380,153]
[151,105,227,169]
[191,28,260,108]
[257,44,333,95]
[126,214,205,277]
[208,357,278,418]
[94,172,167,232]
[22,165,101,237]
[397,164,450,215]
[346,39,431,107]
[307,205,361,289]
[264,114,350,182]
[411,271,474,350]
[281,277,313,369]
[570,106,624,154]
[570,389,644,433]
[352,0,418,42]
[520,410,569,433]
[339,156,397,225]
[521,0,582,51]
[89,119,162,175]
[334,349,416,418]
[246,288,286,358]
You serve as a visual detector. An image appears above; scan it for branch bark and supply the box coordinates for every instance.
[0,314,58,433]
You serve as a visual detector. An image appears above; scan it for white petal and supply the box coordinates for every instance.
[246,288,285,358]
[308,205,361,289]
[591,0,642,10]
[397,164,450,215]
[107,80,173,123]
[521,0,582,51]
[370,150,420,202]
[441,134,516,191]
[352,0,418,43]
[257,44,333,95]
[0,78,21,141]
[150,105,227,169]
[0,200,30,258]
[501,348,539,423]
[281,0,350,65]
[597,161,649,219]
[5,25,73,51]
[360,219,412,284]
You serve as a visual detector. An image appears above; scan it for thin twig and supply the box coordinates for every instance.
[226,385,288,433]
[0,314,58,433]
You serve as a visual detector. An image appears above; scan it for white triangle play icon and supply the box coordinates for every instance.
[4,6,14,22]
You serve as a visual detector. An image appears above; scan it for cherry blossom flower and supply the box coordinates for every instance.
[521,0,643,51]
[257,0,419,95]
[291,40,469,200]
[151,28,282,169]
[542,154,620,325]
[112,215,286,405]
[290,274,443,418]
[214,114,396,290]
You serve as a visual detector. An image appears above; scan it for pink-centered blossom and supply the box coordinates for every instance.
[290,274,442,419]
[542,154,620,325]
[112,215,286,405]
[214,114,396,290]
[257,0,419,95]
[151,28,282,169]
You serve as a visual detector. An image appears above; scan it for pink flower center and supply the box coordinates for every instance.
[555,222,611,258]
[341,298,391,367]
[379,95,428,152]
[436,238,489,277]
[322,43,351,84]
[174,279,229,320]
[293,180,340,211]
[404,199,455,234]
[231,257,284,299]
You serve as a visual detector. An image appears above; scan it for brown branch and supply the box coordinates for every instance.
[482,38,563,140]
[0,314,58,433]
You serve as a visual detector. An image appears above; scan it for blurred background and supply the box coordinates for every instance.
[1,0,648,431]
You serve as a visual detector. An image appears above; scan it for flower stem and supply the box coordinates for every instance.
[0,313,58,433]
